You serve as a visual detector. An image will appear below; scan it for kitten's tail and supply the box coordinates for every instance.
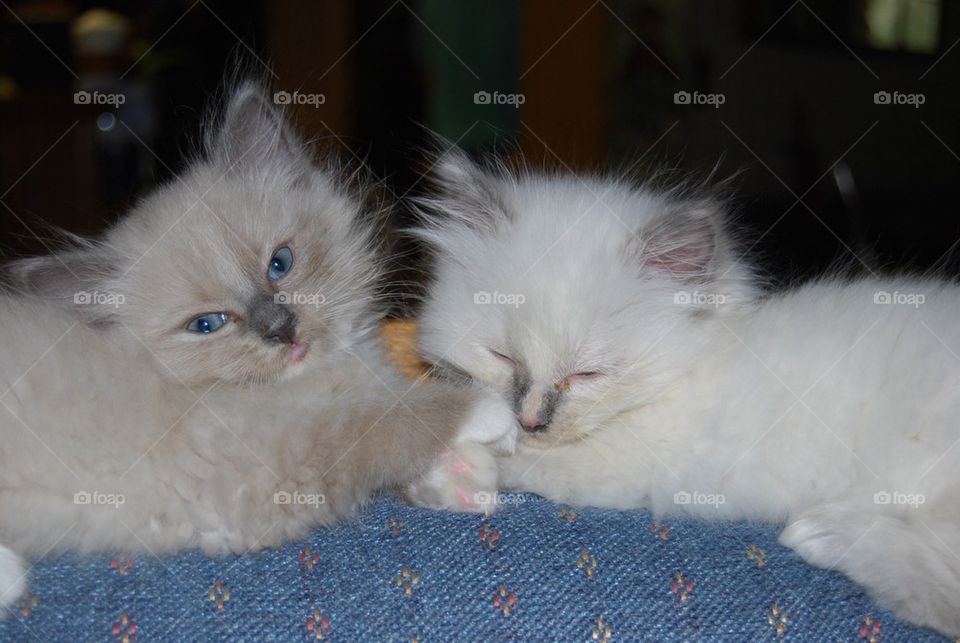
[0,543,26,618]
[781,503,960,637]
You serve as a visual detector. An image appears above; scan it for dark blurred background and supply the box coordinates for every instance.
[1,0,958,305]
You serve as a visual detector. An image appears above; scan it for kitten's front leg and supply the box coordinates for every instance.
[500,432,653,510]
[406,391,516,514]
[779,502,960,636]
[498,449,591,505]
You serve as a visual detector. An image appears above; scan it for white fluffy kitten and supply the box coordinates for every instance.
[413,148,960,637]
[0,86,512,614]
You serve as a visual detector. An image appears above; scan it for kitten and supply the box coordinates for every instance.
[413,147,960,637]
[0,85,512,613]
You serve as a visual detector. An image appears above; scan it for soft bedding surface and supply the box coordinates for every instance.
[0,494,946,641]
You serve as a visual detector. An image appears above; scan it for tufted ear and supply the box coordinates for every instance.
[206,81,313,177]
[5,243,123,324]
[414,143,509,235]
[633,199,728,284]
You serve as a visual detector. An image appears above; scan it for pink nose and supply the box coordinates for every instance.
[519,417,547,432]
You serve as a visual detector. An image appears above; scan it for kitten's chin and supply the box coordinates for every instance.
[288,341,310,363]
[276,340,313,379]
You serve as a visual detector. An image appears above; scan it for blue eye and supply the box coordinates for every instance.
[187,312,228,334]
[267,246,293,281]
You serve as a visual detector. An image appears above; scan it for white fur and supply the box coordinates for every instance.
[415,151,960,637]
[406,391,516,513]
[0,544,25,614]
[405,442,501,514]
[454,389,519,454]
[0,85,506,614]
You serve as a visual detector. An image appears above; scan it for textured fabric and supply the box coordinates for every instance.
[0,495,946,641]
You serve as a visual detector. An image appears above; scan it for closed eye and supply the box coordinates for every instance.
[567,371,603,382]
[489,349,516,368]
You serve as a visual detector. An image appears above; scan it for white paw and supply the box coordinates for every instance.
[497,454,527,492]
[455,391,518,455]
[0,544,26,617]
[407,442,500,514]
[779,505,864,569]
[199,528,238,556]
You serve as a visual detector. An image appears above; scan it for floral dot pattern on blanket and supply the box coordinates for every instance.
[0,496,948,641]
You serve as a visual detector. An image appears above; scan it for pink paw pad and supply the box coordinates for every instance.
[438,448,474,474]
[448,458,474,474]
[455,487,477,508]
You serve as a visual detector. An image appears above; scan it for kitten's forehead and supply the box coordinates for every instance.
[124,165,336,256]
[508,179,663,244]
[111,183,277,298]
[466,269,621,364]
[450,179,662,370]
[112,162,361,306]
[198,182,294,241]
[123,213,253,302]
[192,168,355,244]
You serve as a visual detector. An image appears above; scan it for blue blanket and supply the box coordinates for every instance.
[0,496,946,641]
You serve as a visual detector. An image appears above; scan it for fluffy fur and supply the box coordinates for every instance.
[0,85,512,615]
[414,147,960,637]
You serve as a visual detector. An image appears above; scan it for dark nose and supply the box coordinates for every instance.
[264,317,297,344]
[247,294,298,345]
[519,418,548,433]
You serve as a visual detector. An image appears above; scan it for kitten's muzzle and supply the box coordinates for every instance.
[247,294,298,345]
[513,377,560,433]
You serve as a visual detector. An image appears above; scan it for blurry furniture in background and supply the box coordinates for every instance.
[0,0,265,257]
[265,0,353,144]
[0,99,99,257]
[519,0,607,169]
[4,0,960,278]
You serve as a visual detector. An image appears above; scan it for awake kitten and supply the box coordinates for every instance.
[413,147,960,637]
[0,85,512,613]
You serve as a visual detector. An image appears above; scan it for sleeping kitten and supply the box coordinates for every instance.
[413,147,960,637]
[0,85,512,613]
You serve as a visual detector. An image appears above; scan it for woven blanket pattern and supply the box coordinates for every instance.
[0,495,946,641]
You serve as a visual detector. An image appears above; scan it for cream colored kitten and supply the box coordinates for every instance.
[0,84,512,613]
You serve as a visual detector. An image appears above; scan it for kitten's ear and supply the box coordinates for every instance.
[207,81,312,176]
[416,144,509,234]
[634,199,727,283]
[6,244,122,324]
